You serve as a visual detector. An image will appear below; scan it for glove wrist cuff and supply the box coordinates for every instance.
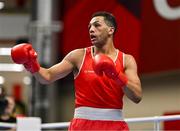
[114,72,128,88]
[24,60,40,74]
[31,61,40,73]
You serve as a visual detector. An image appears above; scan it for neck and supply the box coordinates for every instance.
[94,39,116,55]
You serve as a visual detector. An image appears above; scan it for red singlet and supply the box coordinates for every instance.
[74,46,125,109]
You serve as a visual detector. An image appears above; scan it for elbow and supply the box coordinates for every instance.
[129,89,142,104]
[36,76,53,85]
[133,96,142,104]
[133,91,142,104]
[125,87,142,104]
[133,85,142,104]
[127,93,142,104]
[39,77,54,85]
[34,70,53,85]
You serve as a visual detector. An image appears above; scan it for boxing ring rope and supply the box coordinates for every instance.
[0,115,180,130]
[0,122,16,128]
[41,122,70,129]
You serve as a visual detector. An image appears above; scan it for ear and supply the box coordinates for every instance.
[108,27,115,35]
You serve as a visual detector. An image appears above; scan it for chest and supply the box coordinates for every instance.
[80,54,124,81]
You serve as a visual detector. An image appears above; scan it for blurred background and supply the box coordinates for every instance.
[0,0,179,130]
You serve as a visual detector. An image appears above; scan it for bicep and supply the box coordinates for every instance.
[48,59,74,81]
[45,49,83,82]
[46,50,77,81]
[123,55,142,103]
[124,55,140,84]
[34,53,75,84]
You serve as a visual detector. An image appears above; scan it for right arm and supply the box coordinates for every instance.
[11,43,83,84]
[35,48,85,84]
[33,58,74,84]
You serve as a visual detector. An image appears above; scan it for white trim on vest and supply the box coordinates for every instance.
[74,48,86,79]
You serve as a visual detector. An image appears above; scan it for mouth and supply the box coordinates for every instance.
[90,34,97,41]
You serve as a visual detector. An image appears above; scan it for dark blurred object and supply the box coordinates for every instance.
[16,37,29,45]
[0,85,6,97]
[0,96,16,130]
[16,0,26,8]
[0,96,8,116]
[0,86,7,116]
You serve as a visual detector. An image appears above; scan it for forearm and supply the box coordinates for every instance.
[123,80,142,103]
[33,62,73,84]
[33,67,53,84]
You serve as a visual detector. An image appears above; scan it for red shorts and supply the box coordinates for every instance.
[68,118,129,131]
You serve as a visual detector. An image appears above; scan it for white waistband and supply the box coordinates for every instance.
[74,107,123,121]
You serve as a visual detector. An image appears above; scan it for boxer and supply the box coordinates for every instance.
[11,11,142,130]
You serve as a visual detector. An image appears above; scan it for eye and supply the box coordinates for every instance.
[94,23,100,27]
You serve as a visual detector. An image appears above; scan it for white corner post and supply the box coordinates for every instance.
[17,117,41,131]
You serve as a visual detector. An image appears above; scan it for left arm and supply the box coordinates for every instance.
[92,53,142,103]
[123,54,142,103]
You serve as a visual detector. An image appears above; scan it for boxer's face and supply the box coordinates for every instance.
[88,16,113,47]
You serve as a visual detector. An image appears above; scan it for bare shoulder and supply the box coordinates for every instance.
[64,48,85,68]
[124,54,135,62]
[124,54,137,69]
[70,48,85,56]
[65,48,85,60]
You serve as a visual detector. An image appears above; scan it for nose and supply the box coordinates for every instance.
[89,26,95,33]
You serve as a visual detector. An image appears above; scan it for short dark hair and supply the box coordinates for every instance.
[92,11,117,33]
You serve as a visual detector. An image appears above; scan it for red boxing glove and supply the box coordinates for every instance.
[11,43,40,73]
[93,54,128,87]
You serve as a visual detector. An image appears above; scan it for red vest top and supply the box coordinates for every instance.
[74,47,125,109]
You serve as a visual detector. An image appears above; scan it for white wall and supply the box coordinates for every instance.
[124,71,180,130]
[0,14,31,111]
[0,14,30,39]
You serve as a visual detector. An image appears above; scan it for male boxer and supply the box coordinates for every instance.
[11,11,142,130]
